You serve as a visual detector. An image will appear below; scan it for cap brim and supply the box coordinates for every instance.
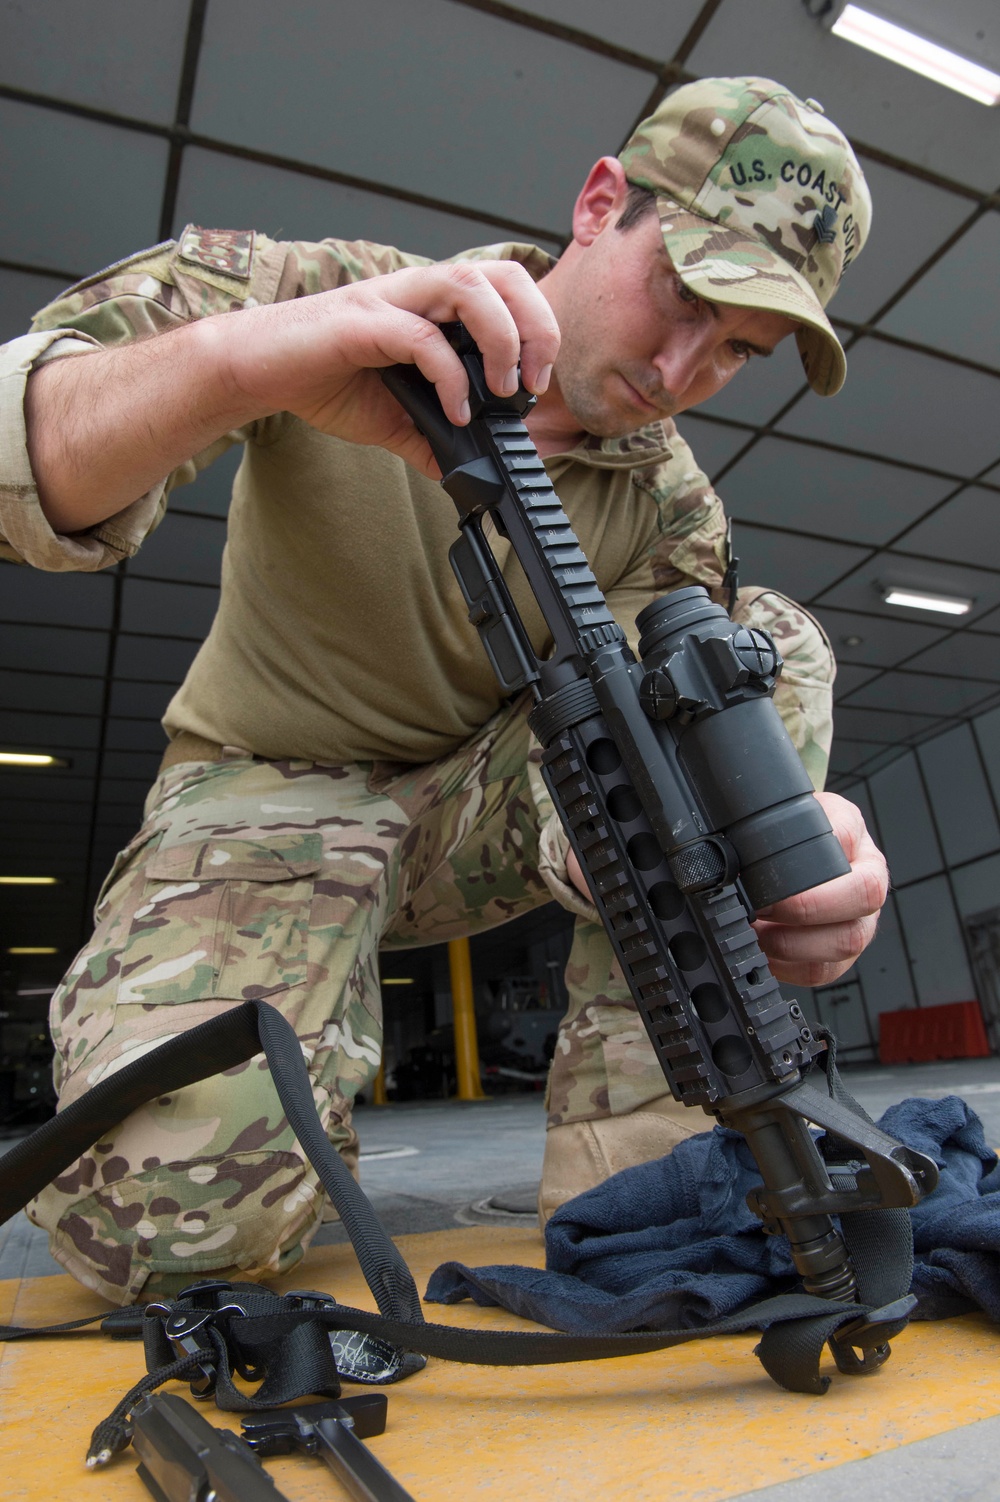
[654,201,846,396]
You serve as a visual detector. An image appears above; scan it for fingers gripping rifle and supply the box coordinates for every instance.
[381,327,937,1374]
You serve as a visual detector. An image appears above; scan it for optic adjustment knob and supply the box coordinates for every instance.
[639,667,677,721]
[732,627,780,685]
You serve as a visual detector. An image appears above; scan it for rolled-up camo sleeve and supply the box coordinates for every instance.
[0,330,170,572]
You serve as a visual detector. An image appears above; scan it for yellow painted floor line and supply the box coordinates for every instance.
[1,1226,997,1501]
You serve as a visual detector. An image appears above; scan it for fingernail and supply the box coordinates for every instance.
[503,365,519,395]
[535,363,553,393]
[458,399,471,424]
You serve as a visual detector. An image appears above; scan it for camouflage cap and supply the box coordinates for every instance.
[618,76,872,395]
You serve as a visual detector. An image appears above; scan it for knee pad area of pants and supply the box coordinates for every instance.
[28,1071,330,1306]
[32,1148,325,1305]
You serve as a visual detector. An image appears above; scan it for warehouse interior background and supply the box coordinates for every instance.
[1,0,999,1113]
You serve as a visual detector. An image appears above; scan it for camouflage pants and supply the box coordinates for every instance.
[29,587,833,1304]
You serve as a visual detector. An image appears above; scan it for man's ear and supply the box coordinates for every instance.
[570,157,630,247]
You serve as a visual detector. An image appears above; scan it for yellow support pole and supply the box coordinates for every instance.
[372,1057,388,1107]
[448,937,487,1101]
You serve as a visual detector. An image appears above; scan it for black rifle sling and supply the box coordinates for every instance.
[0,999,913,1396]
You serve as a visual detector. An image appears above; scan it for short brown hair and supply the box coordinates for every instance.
[615,182,657,232]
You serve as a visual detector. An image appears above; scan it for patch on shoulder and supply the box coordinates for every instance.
[178,226,254,281]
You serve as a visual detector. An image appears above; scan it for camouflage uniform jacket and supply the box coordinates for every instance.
[0,228,736,768]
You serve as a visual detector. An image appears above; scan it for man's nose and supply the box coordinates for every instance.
[653,331,710,396]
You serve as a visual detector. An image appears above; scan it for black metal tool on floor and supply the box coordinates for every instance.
[131,1390,416,1502]
[132,1391,286,1501]
[241,1395,417,1502]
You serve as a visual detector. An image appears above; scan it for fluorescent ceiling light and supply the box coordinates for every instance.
[7,946,60,955]
[832,5,1000,106]
[0,876,61,885]
[0,751,66,767]
[382,977,415,985]
[883,587,973,615]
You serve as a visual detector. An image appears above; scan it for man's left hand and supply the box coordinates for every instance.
[565,790,888,988]
[750,791,888,986]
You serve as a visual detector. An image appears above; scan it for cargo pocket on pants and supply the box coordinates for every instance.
[114,831,324,1014]
[48,826,169,1093]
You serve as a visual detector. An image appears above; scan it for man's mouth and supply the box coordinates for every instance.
[619,375,668,416]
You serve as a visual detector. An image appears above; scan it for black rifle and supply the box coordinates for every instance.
[382,326,938,1373]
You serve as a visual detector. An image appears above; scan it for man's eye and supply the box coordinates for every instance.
[730,341,753,361]
[675,277,699,306]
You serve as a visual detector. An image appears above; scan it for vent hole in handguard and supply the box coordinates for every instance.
[669,931,708,972]
[648,880,684,921]
[692,982,728,1024]
[712,1035,753,1077]
[586,738,622,775]
[627,832,664,871]
[606,784,643,823]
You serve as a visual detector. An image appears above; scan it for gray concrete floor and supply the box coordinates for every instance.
[1,1057,998,1501]
[726,1416,1000,1502]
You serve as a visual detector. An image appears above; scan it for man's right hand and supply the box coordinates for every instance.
[26,259,560,534]
[225,259,560,478]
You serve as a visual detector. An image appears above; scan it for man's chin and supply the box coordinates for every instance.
[586,410,669,440]
[567,399,664,441]
[560,376,673,440]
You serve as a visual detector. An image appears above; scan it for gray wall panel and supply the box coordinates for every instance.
[868,752,942,884]
[895,874,974,1005]
[0,563,114,629]
[917,724,1000,867]
[778,340,1000,477]
[952,851,1000,920]
[881,213,1000,368]
[973,706,1000,809]
[856,893,917,1016]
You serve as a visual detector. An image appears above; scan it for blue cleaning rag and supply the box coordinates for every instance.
[425,1095,1000,1333]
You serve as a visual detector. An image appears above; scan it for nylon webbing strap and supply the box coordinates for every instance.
[258,1292,883,1371]
[0,1291,891,1388]
[0,999,423,1324]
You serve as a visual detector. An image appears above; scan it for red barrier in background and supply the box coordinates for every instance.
[879,1000,992,1065]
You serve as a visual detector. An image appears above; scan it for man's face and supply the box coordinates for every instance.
[549,208,800,440]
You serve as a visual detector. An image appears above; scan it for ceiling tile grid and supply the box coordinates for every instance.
[775,339,1000,476]
[191,0,654,230]
[716,438,954,543]
[0,97,170,274]
[508,0,707,59]
[1,0,999,967]
[0,0,191,123]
